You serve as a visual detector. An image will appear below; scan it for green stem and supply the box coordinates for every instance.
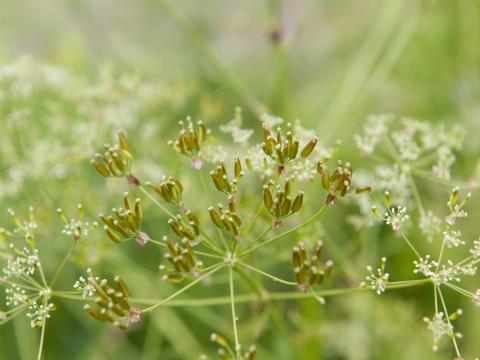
[37,311,47,360]
[49,242,76,288]
[240,205,328,257]
[238,261,296,286]
[142,264,223,313]
[399,230,421,259]
[229,267,240,358]
[437,287,462,358]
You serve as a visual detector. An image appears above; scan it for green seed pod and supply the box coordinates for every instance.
[301,137,318,157]
[291,191,304,213]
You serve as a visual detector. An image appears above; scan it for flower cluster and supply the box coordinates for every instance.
[82,275,140,330]
[291,241,333,292]
[99,192,148,246]
[73,268,102,298]
[90,130,138,185]
[263,179,304,228]
[57,205,98,242]
[159,236,203,281]
[27,300,56,328]
[168,118,209,169]
[360,257,389,295]
[372,191,410,231]
[423,310,462,352]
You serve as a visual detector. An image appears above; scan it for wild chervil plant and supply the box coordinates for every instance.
[1,108,479,359]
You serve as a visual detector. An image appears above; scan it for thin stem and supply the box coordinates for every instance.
[243,201,265,239]
[49,242,76,288]
[437,287,462,358]
[240,225,272,252]
[139,185,176,218]
[129,280,428,307]
[443,282,474,299]
[413,169,478,189]
[399,230,421,259]
[37,309,47,360]
[408,173,425,215]
[1,279,39,291]
[0,304,29,326]
[142,264,223,313]
[238,261,296,286]
[229,267,240,358]
[240,205,328,257]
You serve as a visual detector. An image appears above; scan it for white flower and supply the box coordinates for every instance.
[423,312,454,352]
[413,255,437,278]
[2,245,39,278]
[420,211,441,243]
[360,257,389,295]
[442,229,465,248]
[354,114,392,156]
[220,109,254,144]
[385,206,409,231]
[469,239,480,259]
[73,268,101,298]
[260,113,283,128]
[26,300,56,328]
[5,284,28,306]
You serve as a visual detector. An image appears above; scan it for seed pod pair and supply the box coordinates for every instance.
[208,203,242,237]
[84,276,138,330]
[99,193,148,246]
[168,118,208,161]
[261,122,318,167]
[146,176,183,205]
[90,130,134,180]
[263,180,304,226]
[210,157,243,194]
[168,211,200,241]
[159,236,203,282]
[292,241,333,292]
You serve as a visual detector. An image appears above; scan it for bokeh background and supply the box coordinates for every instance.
[0,0,479,359]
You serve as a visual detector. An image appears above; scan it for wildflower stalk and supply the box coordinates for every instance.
[240,204,328,257]
[238,261,297,286]
[142,263,223,313]
[228,267,241,358]
[437,287,461,358]
[148,238,224,259]
[407,173,425,215]
[37,311,47,360]
[399,230,421,259]
[49,242,76,288]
